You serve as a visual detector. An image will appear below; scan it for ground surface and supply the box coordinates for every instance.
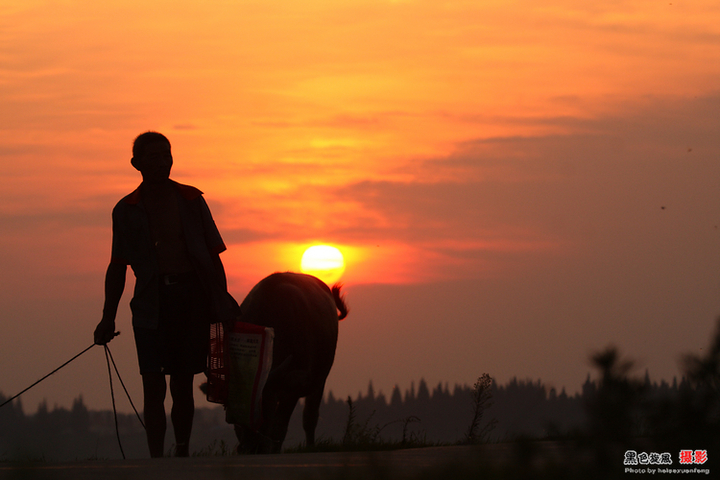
[0,442,617,480]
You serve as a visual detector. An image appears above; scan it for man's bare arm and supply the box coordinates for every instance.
[94,262,127,344]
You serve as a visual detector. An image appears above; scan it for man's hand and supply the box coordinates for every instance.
[94,319,116,345]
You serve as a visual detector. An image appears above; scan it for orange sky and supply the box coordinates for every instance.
[1,0,720,420]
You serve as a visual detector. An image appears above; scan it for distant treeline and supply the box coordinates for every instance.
[0,371,699,461]
[299,372,691,446]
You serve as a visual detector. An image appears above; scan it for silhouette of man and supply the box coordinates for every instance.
[94,132,232,457]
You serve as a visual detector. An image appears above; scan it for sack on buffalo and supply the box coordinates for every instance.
[224,321,274,429]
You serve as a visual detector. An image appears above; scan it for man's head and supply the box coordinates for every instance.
[131,131,173,183]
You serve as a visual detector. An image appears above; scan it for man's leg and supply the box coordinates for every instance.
[142,373,167,458]
[169,373,195,457]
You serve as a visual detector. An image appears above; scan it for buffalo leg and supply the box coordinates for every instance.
[268,394,299,453]
[303,385,324,447]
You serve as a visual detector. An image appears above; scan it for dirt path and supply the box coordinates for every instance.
[0,442,595,479]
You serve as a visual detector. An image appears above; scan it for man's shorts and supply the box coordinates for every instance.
[134,272,211,375]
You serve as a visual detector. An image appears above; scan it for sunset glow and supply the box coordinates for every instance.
[1,0,719,420]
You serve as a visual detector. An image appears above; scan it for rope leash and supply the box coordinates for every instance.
[104,344,125,459]
[0,343,95,409]
[104,344,145,430]
[0,335,145,459]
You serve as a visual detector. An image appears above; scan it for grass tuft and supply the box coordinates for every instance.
[461,373,497,445]
[192,439,233,457]
[285,397,440,453]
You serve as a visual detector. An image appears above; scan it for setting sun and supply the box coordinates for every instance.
[300,245,346,285]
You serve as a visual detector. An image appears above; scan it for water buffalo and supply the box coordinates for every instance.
[235,272,348,453]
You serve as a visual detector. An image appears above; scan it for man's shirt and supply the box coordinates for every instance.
[110,180,227,329]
